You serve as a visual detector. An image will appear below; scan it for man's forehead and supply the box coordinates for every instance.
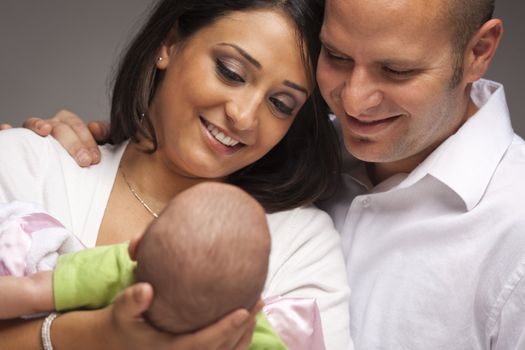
[321,0,454,66]
[323,0,449,42]
[325,0,446,23]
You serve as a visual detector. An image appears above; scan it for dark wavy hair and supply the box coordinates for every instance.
[110,0,340,213]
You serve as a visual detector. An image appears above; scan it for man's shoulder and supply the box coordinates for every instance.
[490,134,525,191]
[317,173,367,233]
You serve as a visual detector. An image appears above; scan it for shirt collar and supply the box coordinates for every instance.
[395,79,514,210]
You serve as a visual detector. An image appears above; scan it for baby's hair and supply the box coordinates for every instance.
[134,182,270,333]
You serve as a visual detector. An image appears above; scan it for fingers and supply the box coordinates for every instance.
[229,299,264,350]
[52,121,99,167]
[52,111,102,166]
[187,308,254,350]
[233,320,256,350]
[87,120,111,143]
[21,110,106,167]
[22,117,53,136]
[112,283,154,321]
[0,123,13,130]
[250,299,265,316]
[229,299,263,350]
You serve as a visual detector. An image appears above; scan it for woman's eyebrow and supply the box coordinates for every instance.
[218,43,261,69]
[283,80,307,95]
[218,43,307,95]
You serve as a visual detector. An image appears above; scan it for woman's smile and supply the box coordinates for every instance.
[200,117,245,155]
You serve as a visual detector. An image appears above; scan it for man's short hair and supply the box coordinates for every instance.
[443,0,495,87]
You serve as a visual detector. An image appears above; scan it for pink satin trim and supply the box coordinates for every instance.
[263,296,326,350]
[0,209,80,276]
[21,212,65,234]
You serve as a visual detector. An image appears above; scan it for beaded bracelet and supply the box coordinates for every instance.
[41,312,60,350]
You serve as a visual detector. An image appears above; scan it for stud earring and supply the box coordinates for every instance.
[139,113,145,123]
[157,57,163,62]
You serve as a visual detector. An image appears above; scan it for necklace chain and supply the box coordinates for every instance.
[120,166,159,219]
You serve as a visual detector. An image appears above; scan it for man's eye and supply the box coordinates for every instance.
[383,67,415,77]
[323,46,348,61]
[269,97,294,116]
[216,59,245,83]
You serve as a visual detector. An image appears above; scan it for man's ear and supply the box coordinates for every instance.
[128,235,143,261]
[463,18,503,83]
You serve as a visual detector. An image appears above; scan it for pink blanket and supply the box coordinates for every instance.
[0,201,83,276]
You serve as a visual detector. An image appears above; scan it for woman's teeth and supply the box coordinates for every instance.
[206,122,240,147]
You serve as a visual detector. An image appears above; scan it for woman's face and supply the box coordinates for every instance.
[149,9,310,179]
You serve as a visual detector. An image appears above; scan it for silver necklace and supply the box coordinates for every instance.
[120,166,159,219]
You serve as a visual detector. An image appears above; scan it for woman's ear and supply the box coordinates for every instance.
[156,29,179,70]
[463,18,503,83]
[156,45,171,70]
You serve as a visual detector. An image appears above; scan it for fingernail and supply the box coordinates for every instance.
[133,286,143,303]
[36,121,44,130]
[90,149,100,162]
[233,310,250,327]
[75,149,91,165]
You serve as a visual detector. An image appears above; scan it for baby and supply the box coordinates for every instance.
[0,183,284,346]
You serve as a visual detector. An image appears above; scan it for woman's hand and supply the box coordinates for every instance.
[55,283,259,350]
[22,110,110,167]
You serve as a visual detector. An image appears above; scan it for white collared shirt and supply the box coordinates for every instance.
[321,79,525,349]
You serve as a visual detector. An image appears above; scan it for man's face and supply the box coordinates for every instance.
[317,0,471,176]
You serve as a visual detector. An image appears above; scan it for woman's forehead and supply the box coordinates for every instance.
[182,9,312,86]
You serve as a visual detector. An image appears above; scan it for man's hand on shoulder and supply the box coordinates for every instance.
[21,110,110,167]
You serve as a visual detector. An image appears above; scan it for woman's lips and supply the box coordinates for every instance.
[200,117,244,155]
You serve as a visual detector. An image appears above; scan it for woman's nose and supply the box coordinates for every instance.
[225,93,262,131]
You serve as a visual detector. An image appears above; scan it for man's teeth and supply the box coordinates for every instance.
[206,123,240,147]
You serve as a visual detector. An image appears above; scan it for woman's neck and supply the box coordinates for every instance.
[119,141,208,213]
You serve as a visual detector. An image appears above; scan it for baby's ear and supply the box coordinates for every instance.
[128,236,142,261]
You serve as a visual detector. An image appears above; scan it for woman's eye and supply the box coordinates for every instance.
[216,59,245,83]
[269,97,294,116]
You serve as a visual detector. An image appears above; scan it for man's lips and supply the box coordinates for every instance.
[345,114,402,135]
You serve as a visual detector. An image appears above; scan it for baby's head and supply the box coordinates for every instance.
[134,182,270,333]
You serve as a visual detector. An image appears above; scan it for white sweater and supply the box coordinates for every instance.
[0,129,351,349]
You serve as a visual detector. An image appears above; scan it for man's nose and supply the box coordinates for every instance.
[336,67,383,117]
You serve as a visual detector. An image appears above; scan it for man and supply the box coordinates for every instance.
[317,0,525,348]
[4,0,524,348]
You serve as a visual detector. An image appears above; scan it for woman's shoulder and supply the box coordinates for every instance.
[0,129,64,176]
[0,128,52,152]
[266,205,336,233]
[0,128,78,166]
[265,205,340,247]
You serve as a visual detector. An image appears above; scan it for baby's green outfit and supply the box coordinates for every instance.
[53,243,287,350]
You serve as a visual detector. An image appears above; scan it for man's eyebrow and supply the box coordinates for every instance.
[319,34,337,51]
[320,34,418,68]
[218,43,261,69]
[319,35,350,58]
[283,80,308,95]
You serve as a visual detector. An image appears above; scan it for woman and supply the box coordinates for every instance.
[0,0,350,349]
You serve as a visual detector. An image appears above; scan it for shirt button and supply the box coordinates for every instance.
[361,196,371,208]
